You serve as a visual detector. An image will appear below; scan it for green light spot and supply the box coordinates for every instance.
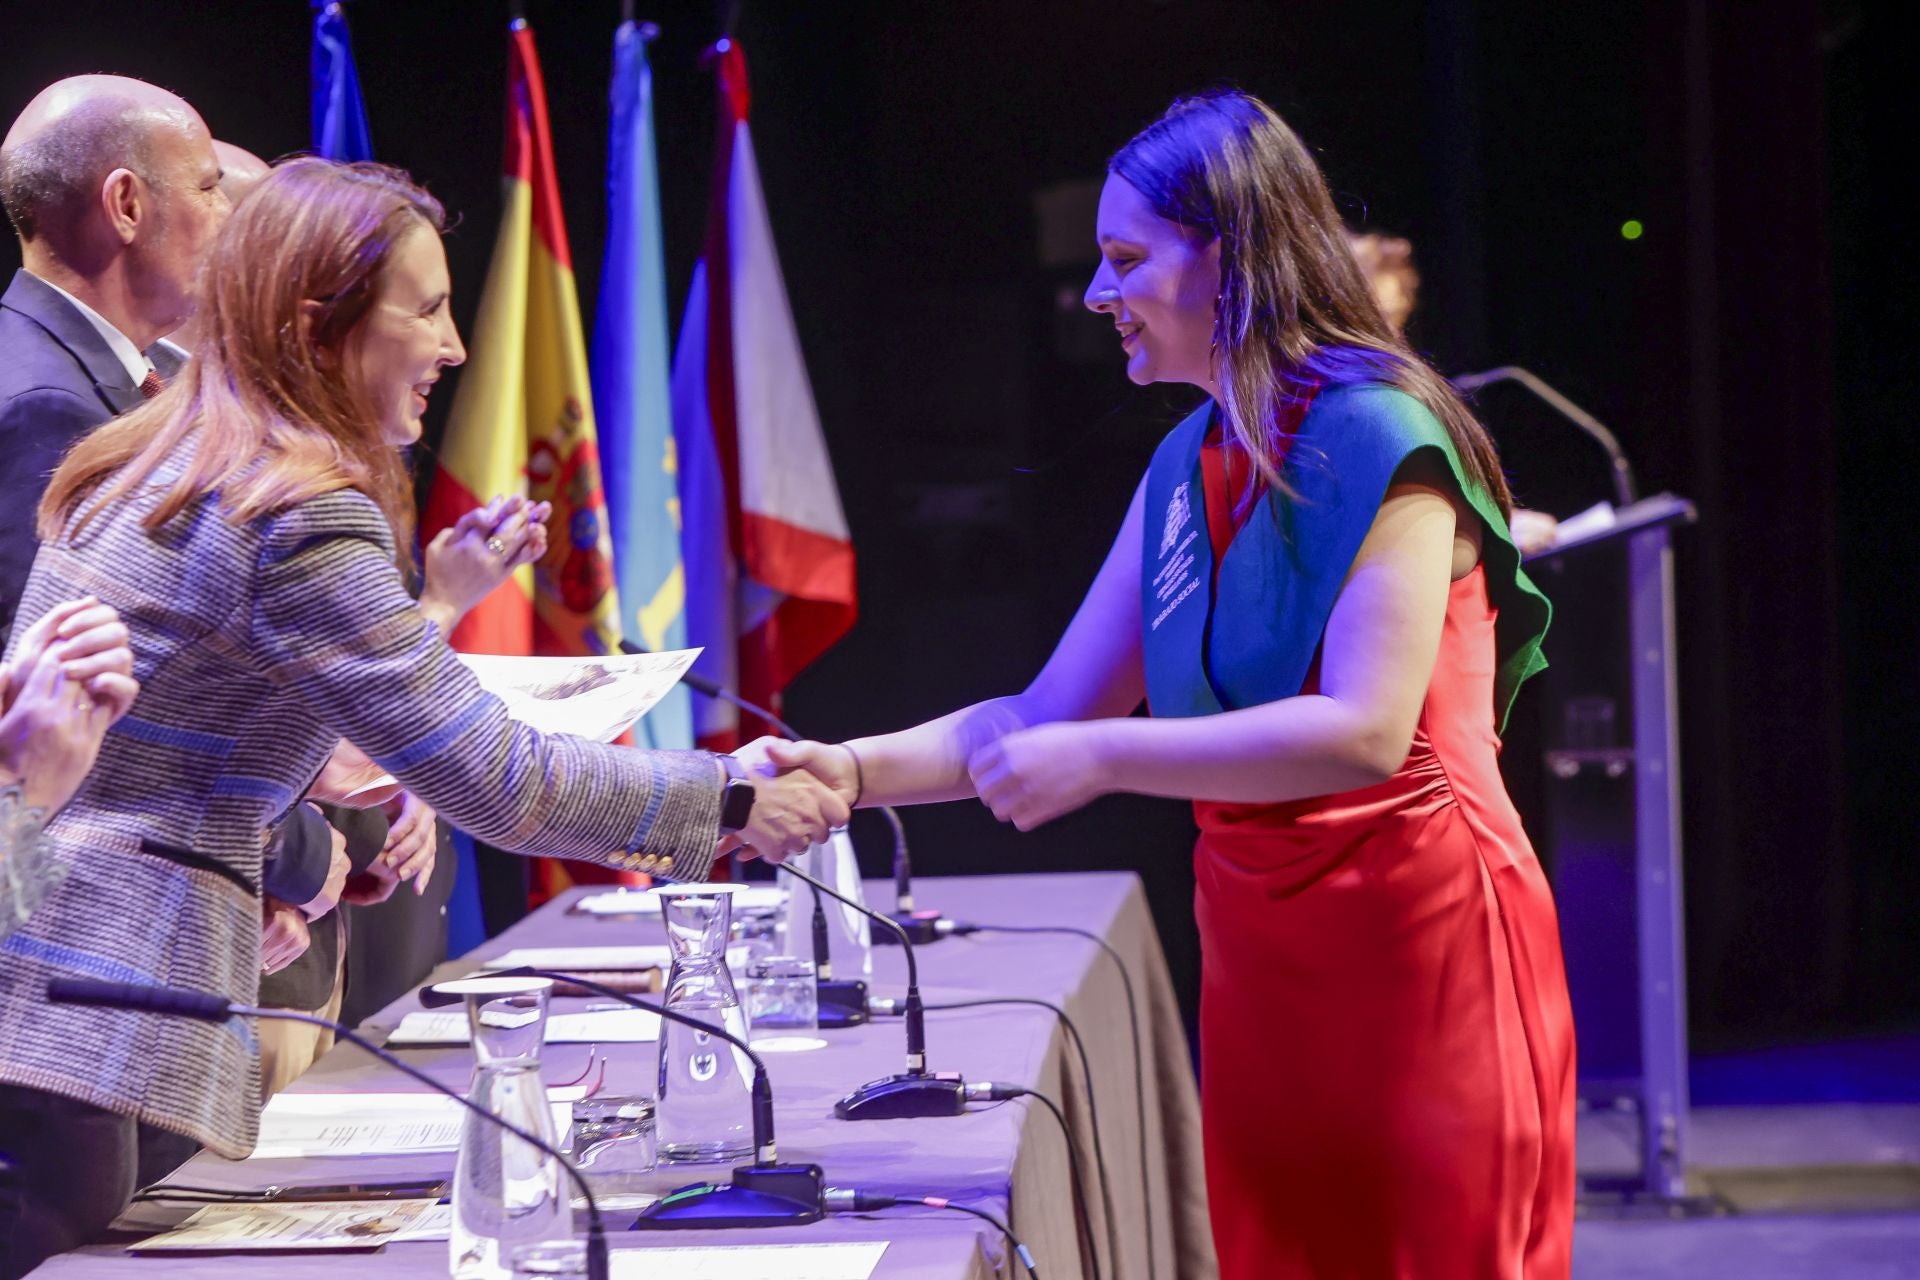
[1621,219,1645,241]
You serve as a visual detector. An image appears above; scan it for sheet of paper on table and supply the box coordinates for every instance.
[484,945,673,971]
[389,1202,454,1242]
[608,1242,888,1280]
[1551,500,1616,545]
[348,648,702,798]
[385,1006,662,1047]
[248,1093,573,1160]
[126,1198,440,1252]
[574,886,789,916]
[482,944,752,975]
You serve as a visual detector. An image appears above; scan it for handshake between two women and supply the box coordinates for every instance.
[717,737,863,864]
[719,714,1098,866]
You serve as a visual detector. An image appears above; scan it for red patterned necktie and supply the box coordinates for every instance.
[139,368,165,399]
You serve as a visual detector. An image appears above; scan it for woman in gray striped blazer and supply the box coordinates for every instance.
[0,158,848,1270]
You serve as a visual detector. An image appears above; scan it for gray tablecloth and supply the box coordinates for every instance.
[33,872,1215,1280]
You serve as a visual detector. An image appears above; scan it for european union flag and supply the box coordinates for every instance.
[311,1,373,161]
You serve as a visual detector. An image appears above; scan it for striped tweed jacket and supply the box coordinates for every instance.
[0,449,724,1157]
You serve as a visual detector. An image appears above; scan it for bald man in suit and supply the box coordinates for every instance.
[0,76,232,641]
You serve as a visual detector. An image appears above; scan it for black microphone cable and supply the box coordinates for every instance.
[942,922,1151,1280]
[962,1083,1101,1280]
[826,1189,1039,1279]
[881,995,1117,1278]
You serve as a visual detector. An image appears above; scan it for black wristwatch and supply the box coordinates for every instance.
[716,753,756,834]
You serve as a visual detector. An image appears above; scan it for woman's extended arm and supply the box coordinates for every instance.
[971,462,1465,828]
[250,491,730,874]
[759,480,1152,807]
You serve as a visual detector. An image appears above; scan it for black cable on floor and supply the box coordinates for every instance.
[924,996,1119,1278]
[959,923,1153,1280]
[992,1084,1104,1280]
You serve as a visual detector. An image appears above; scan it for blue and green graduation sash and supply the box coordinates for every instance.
[1140,383,1549,732]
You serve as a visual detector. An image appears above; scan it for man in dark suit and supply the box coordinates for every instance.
[0,74,227,641]
[0,80,333,1219]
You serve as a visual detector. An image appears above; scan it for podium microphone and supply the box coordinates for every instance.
[1450,365,1638,507]
[47,977,611,1280]
[427,968,824,1230]
[775,862,969,1121]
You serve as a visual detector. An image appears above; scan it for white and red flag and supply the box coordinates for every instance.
[672,38,856,749]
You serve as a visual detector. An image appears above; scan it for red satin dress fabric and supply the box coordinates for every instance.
[1191,438,1576,1279]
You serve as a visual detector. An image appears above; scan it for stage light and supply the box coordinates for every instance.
[1620,219,1645,241]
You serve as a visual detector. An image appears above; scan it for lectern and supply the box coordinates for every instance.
[1526,494,1699,1206]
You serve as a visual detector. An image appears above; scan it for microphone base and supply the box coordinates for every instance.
[870,911,944,946]
[817,979,869,1028]
[631,1163,825,1230]
[834,1072,967,1120]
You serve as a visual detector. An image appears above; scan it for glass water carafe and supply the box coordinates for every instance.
[447,976,570,1280]
[653,883,754,1164]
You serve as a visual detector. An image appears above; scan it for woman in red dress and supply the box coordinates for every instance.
[758,90,1575,1278]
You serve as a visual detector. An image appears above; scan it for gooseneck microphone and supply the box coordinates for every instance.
[805,880,870,1029]
[618,638,786,734]
[47,977,610,1280]
[440,967,824,1229]
[775,862,970,1121]
[869,802,946,947]
[616,638,908,1002]
[1450,365,1638,508]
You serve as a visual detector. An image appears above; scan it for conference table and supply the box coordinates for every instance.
[34,872,1217,1280]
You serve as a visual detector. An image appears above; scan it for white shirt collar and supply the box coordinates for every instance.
[30,273,153,388]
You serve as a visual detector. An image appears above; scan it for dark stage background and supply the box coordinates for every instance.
[3,0,1909,1055]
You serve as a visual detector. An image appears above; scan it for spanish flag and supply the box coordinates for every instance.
[424,17,622,659]
[425,18,630,903]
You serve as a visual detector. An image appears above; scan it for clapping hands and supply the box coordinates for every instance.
[419,494,552,631]
[345,790,438,902]
[0,596,140,815]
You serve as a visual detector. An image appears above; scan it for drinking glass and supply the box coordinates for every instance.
[743,955,818,1037]
[569,1094,657,1193]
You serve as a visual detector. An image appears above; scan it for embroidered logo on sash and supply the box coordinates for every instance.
[1150,481,1202,632]
[1160,482,1191,558]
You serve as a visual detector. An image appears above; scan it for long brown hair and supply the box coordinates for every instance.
[39,157,445,554]
[1111,91,1513,516]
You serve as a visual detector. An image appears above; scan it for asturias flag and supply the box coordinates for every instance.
[672,39,856,749]
[424,18,624,660]
[592,19,693,751]
[310,1,373,162]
